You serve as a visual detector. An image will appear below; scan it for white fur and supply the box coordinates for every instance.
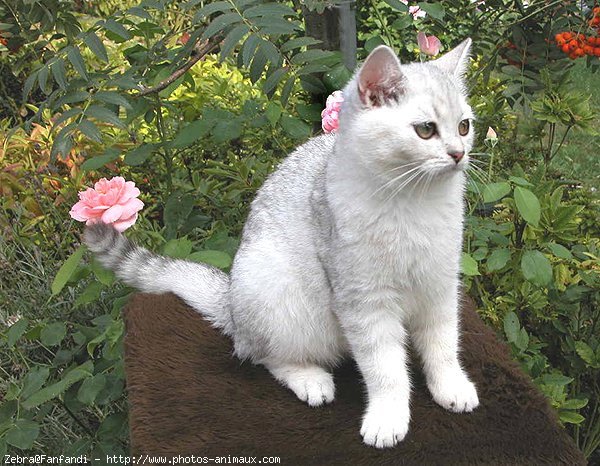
[86,40,479,449]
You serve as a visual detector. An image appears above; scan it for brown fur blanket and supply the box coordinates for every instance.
[124,293,585,465]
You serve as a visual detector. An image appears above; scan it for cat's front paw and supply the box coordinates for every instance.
[360,401,410,449]
[428,370,479,413]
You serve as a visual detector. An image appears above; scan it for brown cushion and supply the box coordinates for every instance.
[123,293,585,465]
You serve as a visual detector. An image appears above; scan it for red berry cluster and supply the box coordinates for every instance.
[555,8,600,59]
[592,6,600,28]
[555,32,600,59]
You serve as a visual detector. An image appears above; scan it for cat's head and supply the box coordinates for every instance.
[338,39,474,184]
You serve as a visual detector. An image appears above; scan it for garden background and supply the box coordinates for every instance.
[0,0,599,462]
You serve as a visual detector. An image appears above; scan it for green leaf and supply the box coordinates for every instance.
[78,120,102,143]
[281,37,322,53]
[220,24,250,61]
[515,327,529,351]
[51,58,68,90]
[38,64,49,94]
[21,367,50,400]
[256,17,300,35]
[250,44,268,83]
[193,1,232,21]
[243,3,295,17]
[22,361,93,410]
[124,143,158,166]
[280,115,311,140]
[22,72,38,101]
[561,398,588,410]
[514,186,541,227]
[242,34,260,68]
[104,19,131,40]
[41,322,67,346]
[201,12,242,41]
[188,250,232,269]
[7,319,29,347]
[265,102,282,126]
[164,192,195,234]
[83,31,108,62]
[77,373,106,405]
[86,105,124,128]
[575,341,598,367]
[91,258,115,286]
[67,47,88,80]
[559,411,585,424]
[0,400,17,423]
[259,40,281,67]
[82,147,121,171]
[503,311,519,343]
[482,182,511,203]
[94,91,132,109]
[296,103,324,122]
[163,238,193,258]
[541,373,573,386]
[52,245,86,295]
[5,420,39,450]
[213,119,243,143]
[263,68,287,95]
[521,250,552,286]
[508,176,533,187]
[280,76,295,106]
[485,248,510,272]
[383,0,409,10]
[547,243,573,260]
[323,64,352,91]
[55,90,90,107]
[299,75,326,94]
[418,2,445,20]
[74,281,103,306]
[291,49,334,65]
[460,252,480,276]
[171,119,214,148]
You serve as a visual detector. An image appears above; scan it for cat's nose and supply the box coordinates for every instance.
[448,151,464,163]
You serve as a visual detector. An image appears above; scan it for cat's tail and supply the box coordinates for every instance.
[83,223,233,335]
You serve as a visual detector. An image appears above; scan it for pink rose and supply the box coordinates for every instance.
[70,176,144,232]
[321,90,344,134]
[417,32,442,56]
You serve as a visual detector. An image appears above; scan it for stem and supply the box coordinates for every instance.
[550,125,572,161]
[370,0,394,47]
[137,37,220,96]
[60,400,94,437]
[545,122,556,167]
[154,97,173,194]
[488,148,495,178]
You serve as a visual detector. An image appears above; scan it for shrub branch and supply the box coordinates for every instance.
[137,37,221,96]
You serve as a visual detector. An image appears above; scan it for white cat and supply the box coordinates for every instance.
[85,39,479,449]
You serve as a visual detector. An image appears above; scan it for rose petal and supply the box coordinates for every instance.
[101,204,124,224]
[112,213,138,232]
[118,197,144,218]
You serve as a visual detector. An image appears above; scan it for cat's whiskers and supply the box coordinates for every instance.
[384,167,424,205]
[370,163,423,199]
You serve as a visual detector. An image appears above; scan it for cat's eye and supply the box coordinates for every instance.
[414,122,437,140]
[458,119,470,136]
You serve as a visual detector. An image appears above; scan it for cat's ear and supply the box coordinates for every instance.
[357,45,404,108]
[433,38,472,78]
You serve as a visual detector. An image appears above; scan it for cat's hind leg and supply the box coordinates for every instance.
[266,362,335,407]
